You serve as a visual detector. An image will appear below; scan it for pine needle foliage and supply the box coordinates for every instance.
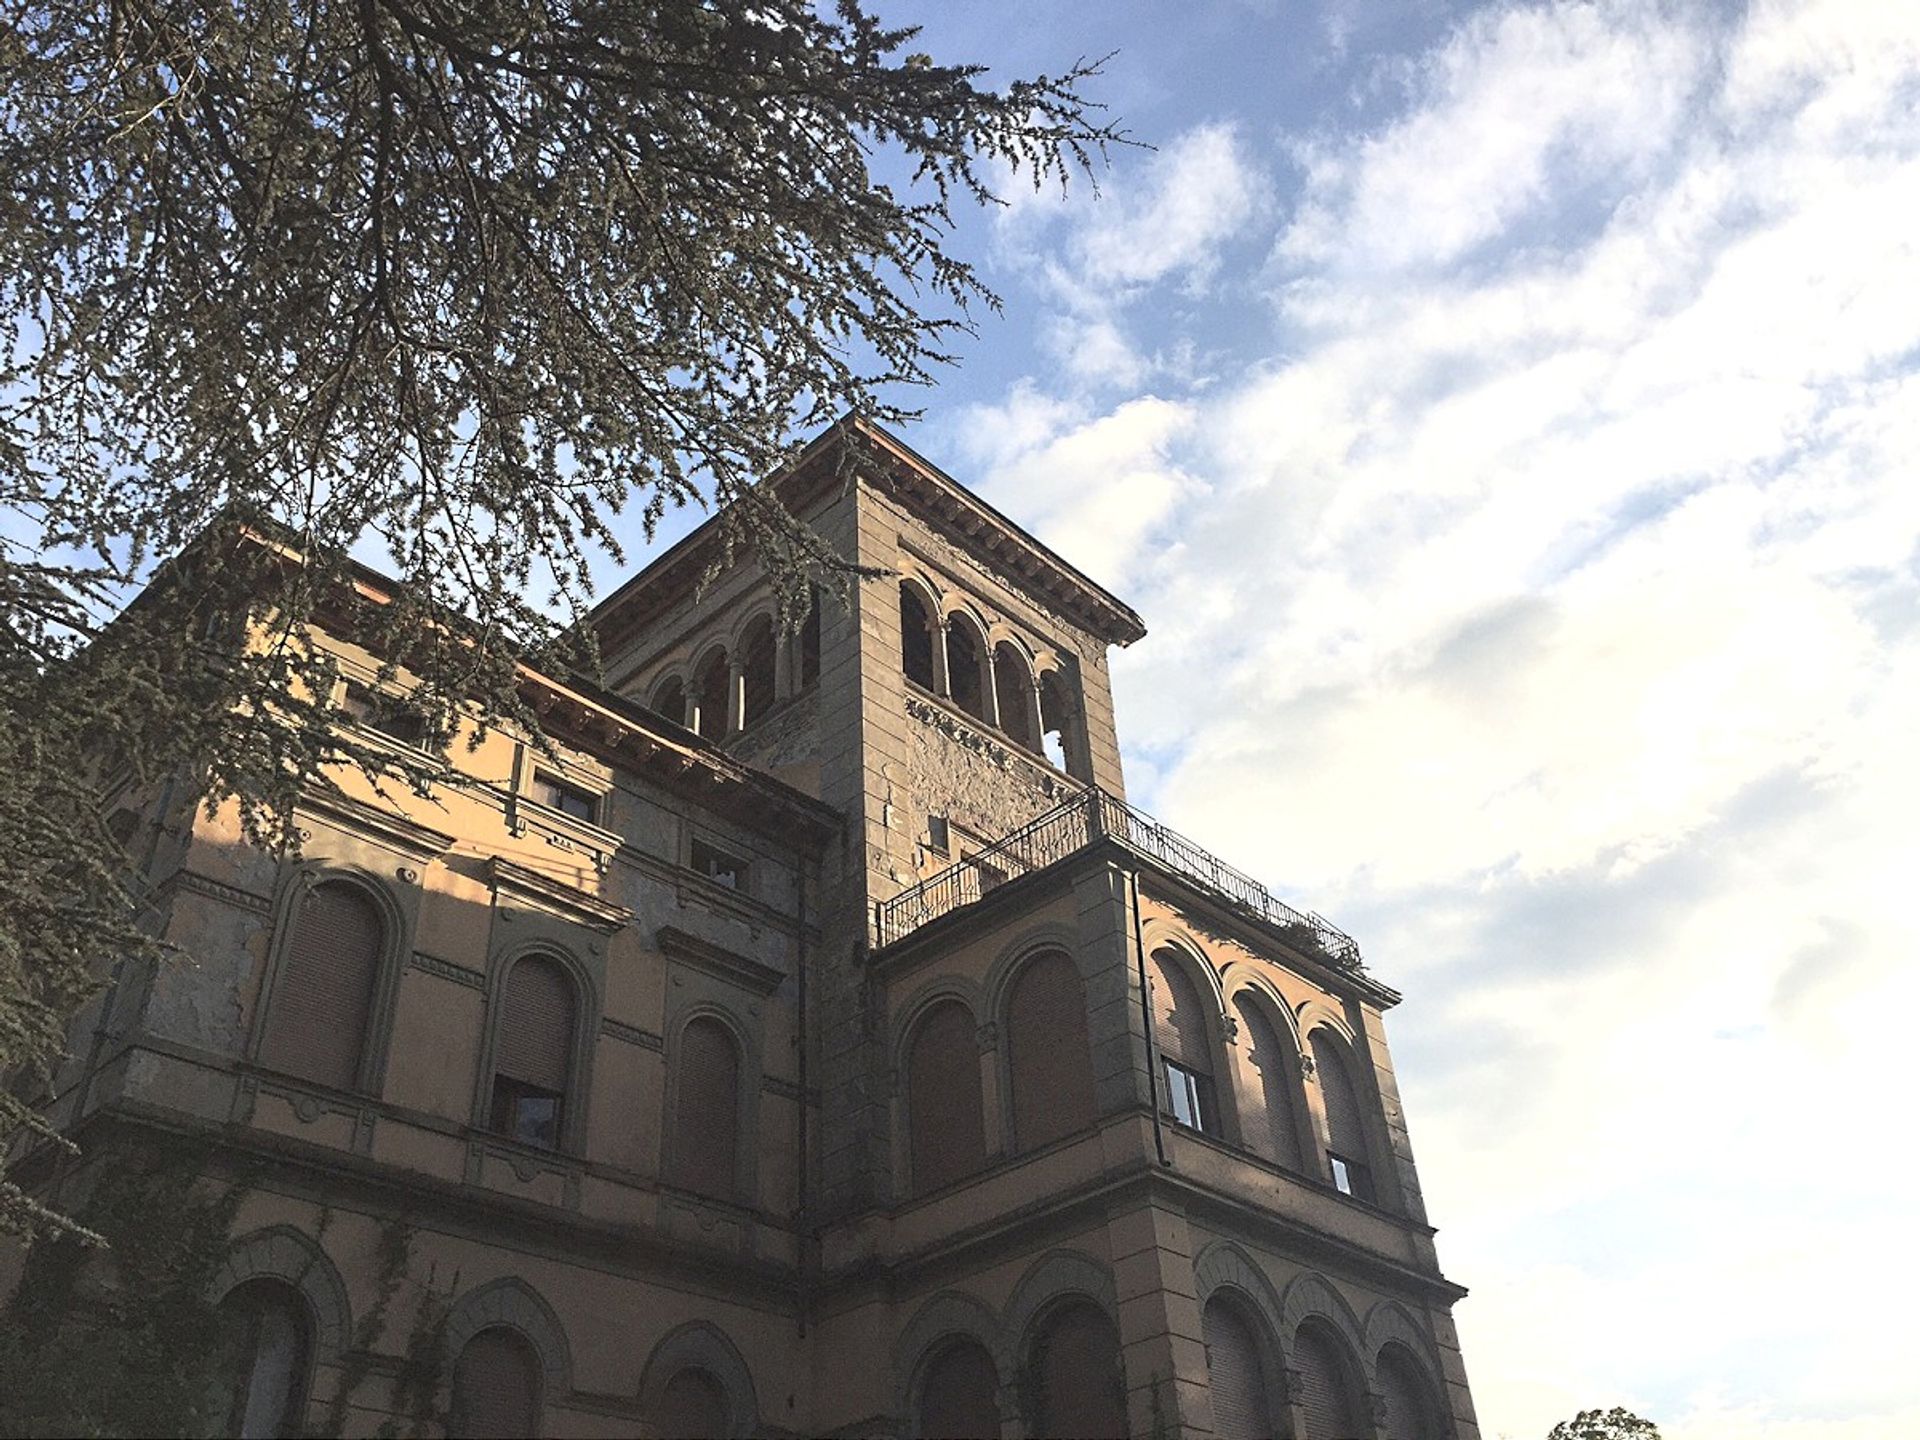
[0,0,1122,1236]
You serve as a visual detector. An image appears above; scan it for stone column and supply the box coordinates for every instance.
[931,619,952,698]
[1106,1201,1212,1439]
[726,656,745,734]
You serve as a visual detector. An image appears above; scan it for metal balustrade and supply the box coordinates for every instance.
[873,787,1363,971]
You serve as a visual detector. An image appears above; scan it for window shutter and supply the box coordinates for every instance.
[1202,1297,1271,1440]
[1147,951,1209,1072]
[1294,1324,1363,1440]
[908,1001,987,1195]
[216,1280,312,1440]
[496,957,575,1094]
[1007,951,1096,1151]
[260,881,382,1091]
[918,1340,1001,1439]
[675,1017,741,1200]
[1235,996,1303,1170]
[655,1367,730,1440]
[1311,1031,1370,1171]
[1379,1346,1436,1440]
[1033,1302,1126,1440]
[450,1327,541,1440]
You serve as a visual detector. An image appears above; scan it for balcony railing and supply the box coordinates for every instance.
[873,787,1363,970]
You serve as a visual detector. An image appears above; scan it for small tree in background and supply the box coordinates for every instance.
[1547,1406,1663,1440]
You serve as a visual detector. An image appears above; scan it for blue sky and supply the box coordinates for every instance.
[773,3,1912,1437]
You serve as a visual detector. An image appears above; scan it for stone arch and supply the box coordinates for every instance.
[898,575,941,692]
[647,671,689,728]
[1365,1301,1446,1392]
[689,641,732,740]
[252,861,412,1091]
[476,937,601,1153]
[942,607,994,722]
[889,975,987,1075]
[662,1000,763,1204]
[637,1320,760,1438]
[209,1225,352,1365]
[1295,1000,1359,1050]
[1191,1241,1288,1357]
[894,1290,1012,1425]
[1004,1250,1118,1346]
[1218,965,1302,1048]
[1280,1272,1369,1360]
[980,922,1086,1019]
[442,1275,572,1397]
[733,610,780,726]
[1137,925,1230,1021]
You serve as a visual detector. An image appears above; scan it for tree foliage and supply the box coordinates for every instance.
[1547,1406,1664,1440]
[0,0,1120,1236]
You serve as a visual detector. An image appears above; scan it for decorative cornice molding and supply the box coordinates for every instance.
[295,789,457,863]
[488,857,634,934]
[601,1017,664,1051]
[658,925,785,996]
[411,952,486,991]
[164,868,274,915]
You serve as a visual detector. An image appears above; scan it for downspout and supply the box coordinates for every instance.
[794,857,811,1339]
[1128,868,1171,1169]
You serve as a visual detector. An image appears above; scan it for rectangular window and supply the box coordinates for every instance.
[690,837,748,891]
[342,681,430,749]
[1162,1060,1216,1134]
[927,815,951,856]
[532,771,599,823]
[1328,1151,1375,1203]
[490,1077,563,1148]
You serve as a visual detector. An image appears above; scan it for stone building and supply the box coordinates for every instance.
[8,418,1477,1438]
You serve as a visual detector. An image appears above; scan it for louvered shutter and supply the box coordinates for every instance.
[1235,996,1304,1170]
[261,882,381,1091]
[1310,1031,1372,1194]
[1007,951,1096,1151]
[497,957,575,1094]
[675,1018,741,1199]
[1294,1324,1363,1440]
[1034,1303,1126,1440]
[1148,951,1210,1071]
[450,1327,541,1440]
[1378,1346,1435,1440]
[918,1340,1001,1439]
[908,1002,987,1195]
[656,1367,729,1440]
[1202,1297,1271,1440]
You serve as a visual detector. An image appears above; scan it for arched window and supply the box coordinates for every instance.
[1233,994,1304,1170]
[900,583,937,690]
[1378,1343,1439,1440]
[946,615,989,721]
[1309,1030,1376,1203]
[906,1000,986,1195]
[674,1017,742,1201]
[1029,1301,1126,1439]
[917,1338,1001,1439]
[1147,949,1217,1135]
[1039,671,1083,778]
[649,676,686,727]
[214,1280,312,1439]
[1201,1295,1276,1440]
[450,1326,542,1439]
[1294,1320,1365,1440]
[798,587,822,689]
[739,615,777,728]
[490,955,576,1149]
[993,642,1037,748]
[1006,951,1096,1152]
[260,880,383,1092]
[691,648,731,741]
[655,1367,730,1440]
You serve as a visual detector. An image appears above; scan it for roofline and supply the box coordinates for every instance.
[588,416,1149,653]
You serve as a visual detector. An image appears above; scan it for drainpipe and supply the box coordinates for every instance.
[794,858,811,1339]
[1128,868,1170,1169]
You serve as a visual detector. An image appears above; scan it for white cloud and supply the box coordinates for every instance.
[974,0,1920,1435]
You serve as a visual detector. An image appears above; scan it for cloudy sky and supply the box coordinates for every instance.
[832,2,1916,1437]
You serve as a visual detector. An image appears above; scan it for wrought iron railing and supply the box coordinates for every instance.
[873,787,1363,970]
